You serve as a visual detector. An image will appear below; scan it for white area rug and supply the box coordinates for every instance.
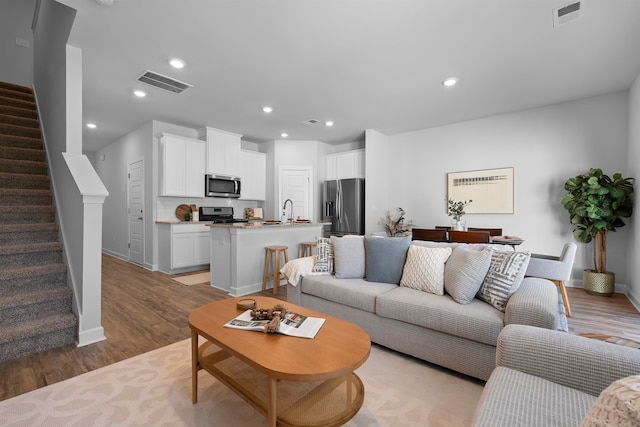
[0,339,484,426]
[171,272,210,286]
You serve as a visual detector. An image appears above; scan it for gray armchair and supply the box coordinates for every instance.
[526,242,577,316]
[472,324,640,426]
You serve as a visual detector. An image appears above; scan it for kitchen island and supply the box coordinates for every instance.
[207,222,327,296]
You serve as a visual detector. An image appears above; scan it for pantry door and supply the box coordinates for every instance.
[279,167,313,221]
[128,159,144,265]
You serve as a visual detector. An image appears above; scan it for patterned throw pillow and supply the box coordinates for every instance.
[580,375,640,426]
[477,251,531,312]
[444,246,492,304]
[312,237,334,273]
[400,246,452,295]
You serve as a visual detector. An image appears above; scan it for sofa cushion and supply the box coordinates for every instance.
[331,236,365,279]
[580,375,640,426]
[477,251,531,312]
[312,237,333,273]
[472,367,596,427]
[444,246,492,304]
[300,274,397,313]
[364,235,411,284]
[400,245,452,295]
[376,286,505,346]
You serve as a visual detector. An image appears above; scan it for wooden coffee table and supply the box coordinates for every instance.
[189,296,371,427]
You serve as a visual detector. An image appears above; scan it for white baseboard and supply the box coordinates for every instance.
[77,326,106,347]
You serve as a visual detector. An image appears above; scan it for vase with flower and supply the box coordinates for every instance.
[447,198,472,231]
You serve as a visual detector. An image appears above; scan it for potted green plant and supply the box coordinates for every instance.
[561,168,634,296]
[447,199,472,231]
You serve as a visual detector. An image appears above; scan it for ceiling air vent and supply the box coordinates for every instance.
[137,70,192,94]
[553,2,583,28]
[304,119,319,125]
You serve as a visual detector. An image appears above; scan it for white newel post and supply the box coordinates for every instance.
[78,194,108,346]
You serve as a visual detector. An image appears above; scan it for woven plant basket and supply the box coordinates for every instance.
[583,270,615,297]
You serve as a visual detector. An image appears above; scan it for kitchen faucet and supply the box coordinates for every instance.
[282,199,294,223]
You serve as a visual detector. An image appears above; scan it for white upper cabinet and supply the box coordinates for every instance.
[197,126,242,177]
[239,150,266,201]
[325,149,364,180]
[160,133,205,197]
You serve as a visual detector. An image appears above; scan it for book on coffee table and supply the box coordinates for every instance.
[224,310,325,339]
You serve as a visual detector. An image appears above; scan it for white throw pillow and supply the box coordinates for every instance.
[400,246,452,295]
[580,375,640,426]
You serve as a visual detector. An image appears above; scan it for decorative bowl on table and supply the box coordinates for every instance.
[491,235,524,245]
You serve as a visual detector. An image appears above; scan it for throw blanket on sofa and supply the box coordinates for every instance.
[280,255,329,286]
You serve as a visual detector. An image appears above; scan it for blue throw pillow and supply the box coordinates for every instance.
[364,236,412,284]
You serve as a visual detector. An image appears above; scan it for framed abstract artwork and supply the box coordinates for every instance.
[446,167,514,214]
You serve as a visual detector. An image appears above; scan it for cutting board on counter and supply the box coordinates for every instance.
[175,204,191,221]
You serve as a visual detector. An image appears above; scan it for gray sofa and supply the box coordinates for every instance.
[472,324,640,426]
[287,239,563,381]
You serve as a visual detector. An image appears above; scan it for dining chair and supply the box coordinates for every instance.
[411,228,448,242]
[448,230,490,243]
[468,227,503,237]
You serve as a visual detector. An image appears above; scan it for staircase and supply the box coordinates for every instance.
[0,81,77,362]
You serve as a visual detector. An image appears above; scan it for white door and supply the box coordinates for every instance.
[128,160,144,265]
[280,167,312,221]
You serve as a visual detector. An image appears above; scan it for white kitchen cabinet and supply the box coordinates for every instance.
[325,149,364,180]
[158,223,210,273]
[160,133,205,197]
[239,150,266,201]
[197,126,242,177]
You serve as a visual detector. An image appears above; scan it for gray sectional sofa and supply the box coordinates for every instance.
[472,324,640,426]
[286,238,563,381]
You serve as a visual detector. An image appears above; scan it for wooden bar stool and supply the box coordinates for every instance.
[300,241,317,257]
[262,245,289,295]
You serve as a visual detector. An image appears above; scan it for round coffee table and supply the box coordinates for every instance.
[189,296,371,427]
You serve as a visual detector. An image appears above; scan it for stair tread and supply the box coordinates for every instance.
[0,222,57,231]
[0,205,55,211]
[0,263,66,280]
[0,172,50,181]
[0,82,33,95]
[0,241,62,255]
[0,313,77,344]
[0,286,71,308]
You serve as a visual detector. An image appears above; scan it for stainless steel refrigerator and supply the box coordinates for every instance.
[322,178,365,236]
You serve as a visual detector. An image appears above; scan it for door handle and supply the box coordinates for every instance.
[137,217,143,220]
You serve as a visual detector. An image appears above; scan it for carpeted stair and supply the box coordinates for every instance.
[0,81,77,363]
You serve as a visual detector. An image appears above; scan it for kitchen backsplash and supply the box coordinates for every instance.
[156,197,260,221]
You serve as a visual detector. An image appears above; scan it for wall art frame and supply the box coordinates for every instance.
[446,167,514,214]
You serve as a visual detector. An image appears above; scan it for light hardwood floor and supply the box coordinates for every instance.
[1,253,639,401]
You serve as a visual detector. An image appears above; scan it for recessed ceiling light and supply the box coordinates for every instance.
[169,58,185,69]
[442,77,458,87]
[325,121,334,127]
[86,123,97,129]
[133,90,146,97]
[262,106,274,113]
[281,133,288,138]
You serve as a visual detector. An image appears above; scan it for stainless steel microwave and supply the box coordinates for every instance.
[205,174,241,198]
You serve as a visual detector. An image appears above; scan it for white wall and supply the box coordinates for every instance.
[627,73,640,307]
[0,0,36,87]
[366,92,631,288]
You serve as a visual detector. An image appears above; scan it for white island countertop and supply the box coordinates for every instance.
[208,221,327,296]
[206,221,330,229]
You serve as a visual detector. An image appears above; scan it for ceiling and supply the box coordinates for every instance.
[53,0,640,152]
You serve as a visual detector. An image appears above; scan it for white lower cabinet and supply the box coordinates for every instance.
[158,223,210,274]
